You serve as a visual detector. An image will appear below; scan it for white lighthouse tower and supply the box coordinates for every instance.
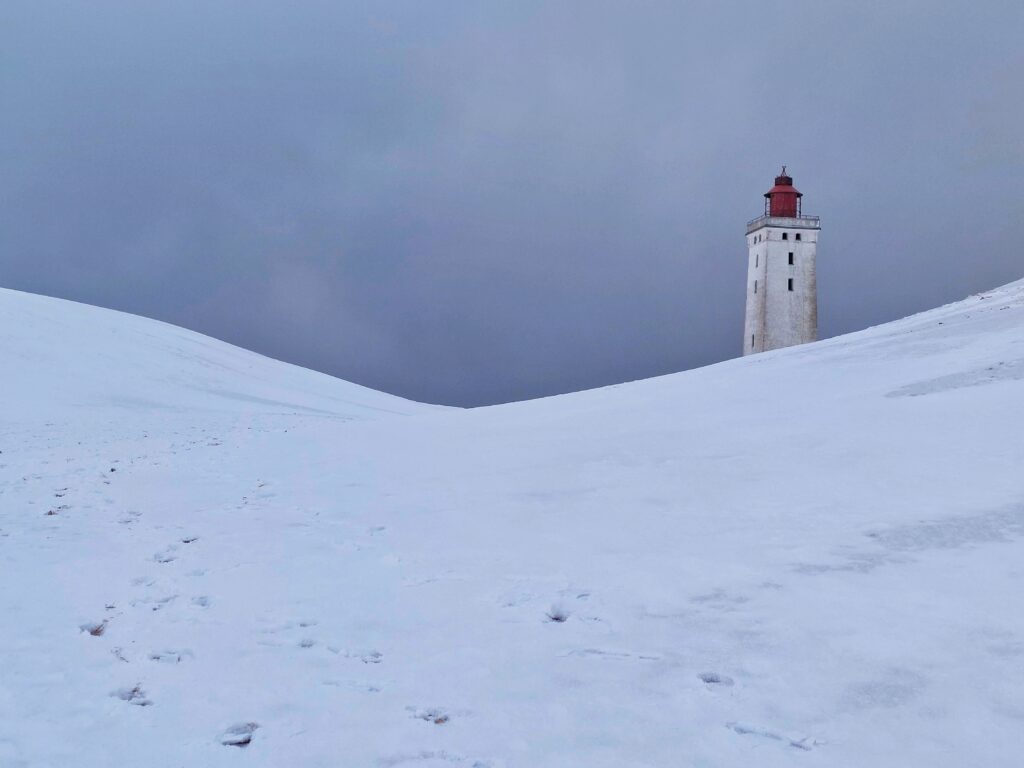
[743,168,820,355]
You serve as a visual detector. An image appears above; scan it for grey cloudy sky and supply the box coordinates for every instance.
[2,1,1022,405]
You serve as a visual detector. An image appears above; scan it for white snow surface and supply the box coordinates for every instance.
[2,282,1024,767]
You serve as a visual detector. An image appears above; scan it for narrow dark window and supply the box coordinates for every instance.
[755,254,758,267]
[754,280,758,293]
[795,233,802,241]
[751,334,755,349]
[788,252,794,265]
[788,278,794,291]
[782,232,789,240]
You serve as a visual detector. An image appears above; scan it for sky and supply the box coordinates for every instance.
[2,1,1022,406]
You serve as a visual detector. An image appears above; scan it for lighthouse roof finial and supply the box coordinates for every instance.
[773,166,794,187]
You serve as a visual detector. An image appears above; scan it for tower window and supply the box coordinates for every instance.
[788,252,794,265]
[788,278,794,291]
[751,334,755,349]
[782,232,789,240]
[754,280,758,293]
[795,233,802,241]
[755,254,758,267]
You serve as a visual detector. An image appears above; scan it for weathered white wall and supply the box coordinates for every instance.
[743,219,818,355]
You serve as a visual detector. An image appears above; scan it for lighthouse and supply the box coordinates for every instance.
[743,168,820,355]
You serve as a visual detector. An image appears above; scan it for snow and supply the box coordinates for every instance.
[2,281,1023,767]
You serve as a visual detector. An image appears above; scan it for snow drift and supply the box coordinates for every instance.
[1,280,1023,767]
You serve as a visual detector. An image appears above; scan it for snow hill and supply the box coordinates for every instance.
[2,281,1023,767]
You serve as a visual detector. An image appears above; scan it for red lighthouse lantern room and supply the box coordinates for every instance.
[764,166,802,218]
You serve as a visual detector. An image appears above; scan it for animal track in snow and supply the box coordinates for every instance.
[220,722,259,747]
[190,596,210,608]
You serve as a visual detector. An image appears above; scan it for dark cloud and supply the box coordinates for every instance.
[2,0,1022,405]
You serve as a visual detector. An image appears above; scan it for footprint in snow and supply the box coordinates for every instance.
[130,594,177,611]
[151,595,177,611]
[149,649,194,663]
[545,604,570,623]
[698,672,735,687]
[80,620,107,637]
[153,548,177,564]
[323,679,381,693]
[408,707,450,725]
[325,646,383,663]
[220,722,259,748]
[378,751,492,767]
[112,685,152,707]
[190,596,210,608]
[566,648,661,661]
[727,722,818,751]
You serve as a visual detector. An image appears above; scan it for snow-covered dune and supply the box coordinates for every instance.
[0,287,429,423]
[1,281,1023,767]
